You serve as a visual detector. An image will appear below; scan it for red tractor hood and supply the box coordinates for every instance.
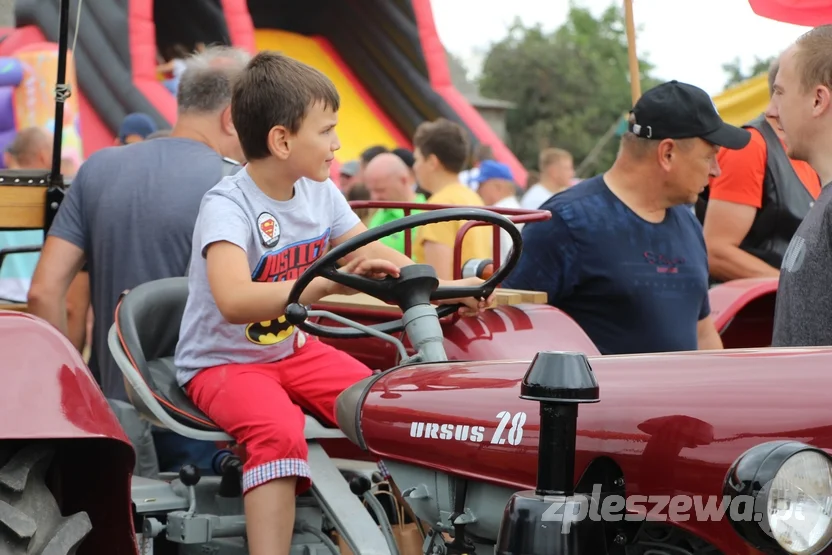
[359,346,832,495]
[356,347,832,553]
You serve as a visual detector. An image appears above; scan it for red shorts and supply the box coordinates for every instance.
[185,336,372,495]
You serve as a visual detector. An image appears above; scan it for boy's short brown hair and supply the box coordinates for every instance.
[232,51,340,161]
[413,118,470,173]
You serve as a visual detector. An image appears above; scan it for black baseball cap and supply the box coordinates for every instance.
[629,81,751,150]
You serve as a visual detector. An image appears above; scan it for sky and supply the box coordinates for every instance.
[430,0,812,96]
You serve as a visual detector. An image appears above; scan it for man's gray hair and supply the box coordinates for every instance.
[176,45,251,114]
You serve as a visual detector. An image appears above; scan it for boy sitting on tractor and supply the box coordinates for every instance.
[172,51,490,555]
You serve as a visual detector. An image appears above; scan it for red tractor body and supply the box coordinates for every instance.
[0,311,136,554]
[354,347,832,555]
[313,277,780,371]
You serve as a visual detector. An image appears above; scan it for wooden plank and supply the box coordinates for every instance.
[0,186,47,229]
[502,288,548,304]
[495,290,521,305]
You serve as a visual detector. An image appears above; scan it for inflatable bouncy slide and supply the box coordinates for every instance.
[1,0,525,182]
[0,47,83,168]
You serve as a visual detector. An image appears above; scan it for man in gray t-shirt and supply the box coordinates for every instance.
[766,30,832,347]
[27,46,250,476]
[38,138,239,399]
[773,186,832,346]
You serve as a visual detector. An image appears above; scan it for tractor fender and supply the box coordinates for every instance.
[0,311,132,444]
[708,277,778,348]
[0,310,137,554]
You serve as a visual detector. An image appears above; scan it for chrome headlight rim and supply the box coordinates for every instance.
[723,440,832,555]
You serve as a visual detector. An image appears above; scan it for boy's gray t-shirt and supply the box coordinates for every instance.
[174,168,360,385]
[772,183,832,346]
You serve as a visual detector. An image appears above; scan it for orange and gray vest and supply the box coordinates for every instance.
[697,114,817,270]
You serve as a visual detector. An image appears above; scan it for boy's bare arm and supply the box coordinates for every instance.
[334,222,471,284]
[206,241,332,325]
[333,222,415,268]
[332,222,494,315]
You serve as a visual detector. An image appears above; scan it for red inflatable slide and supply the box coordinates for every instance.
[4,0,525,182]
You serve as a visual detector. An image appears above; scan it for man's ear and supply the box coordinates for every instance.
[427,153,441,172]
[267,125,290,160]
[656,139,676,171]
[221,105,236,136]
[813,85,831,116]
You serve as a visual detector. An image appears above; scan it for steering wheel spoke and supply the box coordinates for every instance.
[320,264,398,302]
[431,286,490,302]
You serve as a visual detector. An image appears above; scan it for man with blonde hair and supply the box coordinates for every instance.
[767,25,832,346]
[700,58,820,283]
[521,147,575,209]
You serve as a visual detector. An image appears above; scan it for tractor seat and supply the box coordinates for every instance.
[109,277,345,442]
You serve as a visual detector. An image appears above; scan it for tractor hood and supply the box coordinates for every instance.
[353,347,832,498]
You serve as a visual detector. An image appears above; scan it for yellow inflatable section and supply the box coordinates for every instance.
[713,73,770,127]
[254,29,403,163]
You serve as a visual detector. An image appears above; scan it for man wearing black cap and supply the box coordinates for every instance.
[502,81,751,355]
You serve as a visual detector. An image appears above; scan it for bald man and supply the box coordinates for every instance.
[3,127,52,170]
[364,152,427,254]
[1,127,89,353]
[1,128,53,303]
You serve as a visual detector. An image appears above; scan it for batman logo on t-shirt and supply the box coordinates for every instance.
[245,315,295,345]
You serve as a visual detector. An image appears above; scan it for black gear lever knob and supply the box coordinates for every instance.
[349,475,372,496]
[179,464,201,487]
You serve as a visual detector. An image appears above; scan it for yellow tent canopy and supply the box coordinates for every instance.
[713,73,770,127]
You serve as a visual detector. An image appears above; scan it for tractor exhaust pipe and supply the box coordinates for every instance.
[495,351,605,555]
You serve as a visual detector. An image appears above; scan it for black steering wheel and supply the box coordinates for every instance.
[284,207,523,339]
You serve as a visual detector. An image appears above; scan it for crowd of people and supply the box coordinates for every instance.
[0,22,830,555]
[337,140,576,270]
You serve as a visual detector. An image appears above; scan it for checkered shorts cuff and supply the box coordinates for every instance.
[377,460,391,479]
[243,458,311,493]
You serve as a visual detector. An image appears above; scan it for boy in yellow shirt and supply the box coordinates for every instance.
[411,119,492,279]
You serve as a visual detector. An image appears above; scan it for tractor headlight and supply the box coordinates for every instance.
[724,441,832,555]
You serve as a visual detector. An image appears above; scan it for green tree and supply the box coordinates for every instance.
[722,56,776,89]
[477,4,659,176]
